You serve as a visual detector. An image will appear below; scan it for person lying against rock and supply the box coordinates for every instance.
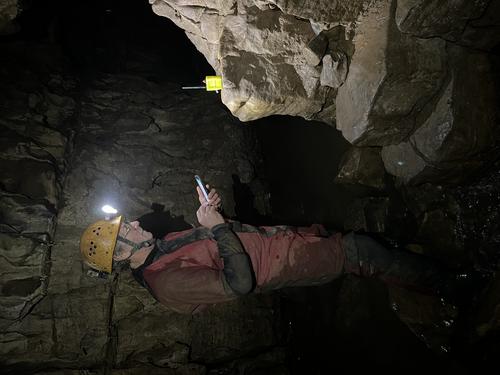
[80,186,463,314]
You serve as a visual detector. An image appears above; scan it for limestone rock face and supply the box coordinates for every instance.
[261,0,372,21]
[149,0,496,124]
[149,0,391,124]
[0,44,74,351]
[151,0,332,122]
[336,0,447,146]
[336,147,386,190]
[150,0,497,185]
[381,46,497,184]
[396,0,500,49]
[320,52,348,89]
[149,1,409,126]
[219,8,325,121]
[396,0,488,39]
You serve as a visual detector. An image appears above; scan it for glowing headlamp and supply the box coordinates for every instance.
[102,205,118,214]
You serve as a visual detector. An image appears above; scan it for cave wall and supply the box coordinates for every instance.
[0,38,283,372]
[0,42,76,367]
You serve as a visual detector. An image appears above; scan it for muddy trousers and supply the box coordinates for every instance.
[342,232,452,295]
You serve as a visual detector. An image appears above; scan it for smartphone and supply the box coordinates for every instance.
[194,175,210,202]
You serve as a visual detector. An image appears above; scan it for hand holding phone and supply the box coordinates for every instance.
[195,175,210,203]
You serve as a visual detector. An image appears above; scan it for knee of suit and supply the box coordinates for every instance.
[343,232,394,277]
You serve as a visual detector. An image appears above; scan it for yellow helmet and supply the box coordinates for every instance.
[80,215,123,273]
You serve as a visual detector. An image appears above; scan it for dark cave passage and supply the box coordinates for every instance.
[12,0,213,82]
[1,0,499,374]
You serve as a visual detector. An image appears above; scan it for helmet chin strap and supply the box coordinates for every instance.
[117,235,155,257]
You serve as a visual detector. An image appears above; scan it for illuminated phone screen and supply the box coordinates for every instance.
[195,175,210,202]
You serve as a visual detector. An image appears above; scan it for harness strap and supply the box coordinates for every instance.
[117,235,154,255]
[153,221,296,262]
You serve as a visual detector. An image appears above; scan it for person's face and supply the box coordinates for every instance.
[113,221,153,261]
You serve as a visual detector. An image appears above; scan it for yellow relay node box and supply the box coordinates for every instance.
[181,76,223,92]
[205,76,223,91]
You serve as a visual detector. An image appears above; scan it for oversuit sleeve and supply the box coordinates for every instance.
[147,260,237,314]
[211,223,255,296]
